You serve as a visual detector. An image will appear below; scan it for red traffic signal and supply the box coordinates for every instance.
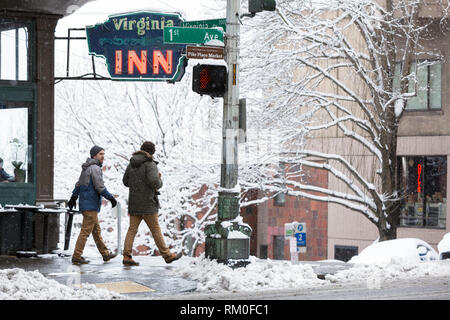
[192,64,227,98]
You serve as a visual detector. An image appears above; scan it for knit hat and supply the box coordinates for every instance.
[90,145,105,158]
[140,141,155,155]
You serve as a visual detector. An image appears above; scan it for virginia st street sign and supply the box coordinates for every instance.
[181,18,226,31]
[86,11,187,81]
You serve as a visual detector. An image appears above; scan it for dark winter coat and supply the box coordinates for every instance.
[71,158,114,212]
[122,150,162,215]
[0,168,15,182]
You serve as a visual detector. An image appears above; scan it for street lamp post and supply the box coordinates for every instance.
[204,0,252,267]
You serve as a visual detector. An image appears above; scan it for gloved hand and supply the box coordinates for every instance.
[110,197,117,208]
[68,196,77,210]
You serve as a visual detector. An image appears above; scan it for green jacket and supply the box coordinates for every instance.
[123,151,163,215]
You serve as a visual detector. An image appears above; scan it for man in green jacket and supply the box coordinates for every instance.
[122,141,182,266]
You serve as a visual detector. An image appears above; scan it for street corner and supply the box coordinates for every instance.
[0,253,198,299]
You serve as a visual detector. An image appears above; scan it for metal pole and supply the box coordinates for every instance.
[205,0,251,267]
[116,202,122,255]
[221,0,240,191]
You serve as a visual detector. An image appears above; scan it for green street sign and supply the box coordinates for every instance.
[164,26,224,45]
[181,18,226,32]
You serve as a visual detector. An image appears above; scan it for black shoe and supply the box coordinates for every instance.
[72,256,90,265]
[103,252,118,262]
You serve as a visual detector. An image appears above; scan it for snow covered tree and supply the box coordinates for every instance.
[55,73,225,255]
[240,0,449,240]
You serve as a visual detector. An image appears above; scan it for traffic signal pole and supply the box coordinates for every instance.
[204,0,252,267]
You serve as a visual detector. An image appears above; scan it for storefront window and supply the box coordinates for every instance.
[0,102,33,184]
[0,19,31,81]
[398,156,447,228]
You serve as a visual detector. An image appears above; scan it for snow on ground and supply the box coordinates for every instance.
[0,268,125,300]
[326,259,450,286]
[170,255,450,293]
[171,255,326,292]
[170,239,450,293]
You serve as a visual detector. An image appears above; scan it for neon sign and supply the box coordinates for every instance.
[417,163,422,193]
[86,11,186,81]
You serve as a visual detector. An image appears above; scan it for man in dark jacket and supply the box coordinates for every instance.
[68,146,117,265]
[0,158,15,183]
[122,141,182,266]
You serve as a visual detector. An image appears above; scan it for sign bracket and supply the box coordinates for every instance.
[54,28,111,84]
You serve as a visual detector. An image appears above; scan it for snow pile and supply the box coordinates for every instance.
[326,259,450,285]
[438,233,450,257]
[0,268,125,300]
[327,238,450,285]
[172,255,325,292]
[348,238,438,266]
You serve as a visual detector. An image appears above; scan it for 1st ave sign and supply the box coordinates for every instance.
[163,26,224,45]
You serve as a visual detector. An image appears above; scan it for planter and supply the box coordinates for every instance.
[14,168,26,183]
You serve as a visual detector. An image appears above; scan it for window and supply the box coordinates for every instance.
[394,61,442,110]
[398,156,447,228]
[335,245,358,262]
[0,102,33,184]
[273,236,285,260]
[0,19,31,81]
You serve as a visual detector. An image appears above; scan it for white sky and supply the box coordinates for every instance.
[56,0,227,34]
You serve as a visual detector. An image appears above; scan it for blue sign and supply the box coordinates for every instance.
[295,232,306,247]
[86,11,187,81]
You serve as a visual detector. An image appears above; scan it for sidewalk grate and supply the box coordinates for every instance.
[90,281,155,294]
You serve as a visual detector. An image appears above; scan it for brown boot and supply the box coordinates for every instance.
[103,252,118,262]
[72,256,90,265]
[123,255,139,266]
[164,252,183,264]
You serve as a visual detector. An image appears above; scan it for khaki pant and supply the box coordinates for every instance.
[73,211,109,259]
[123,214,170,258]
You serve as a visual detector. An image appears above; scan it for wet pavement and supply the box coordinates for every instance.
[0,253,198,299]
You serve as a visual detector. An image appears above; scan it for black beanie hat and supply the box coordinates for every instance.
[90,145,105,158]
[141,141,155,155]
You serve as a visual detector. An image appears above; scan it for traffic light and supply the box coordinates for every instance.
[192,64,227,98]
[249,0,276,14]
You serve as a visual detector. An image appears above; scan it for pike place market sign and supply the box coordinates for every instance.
[86,11,187,81]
